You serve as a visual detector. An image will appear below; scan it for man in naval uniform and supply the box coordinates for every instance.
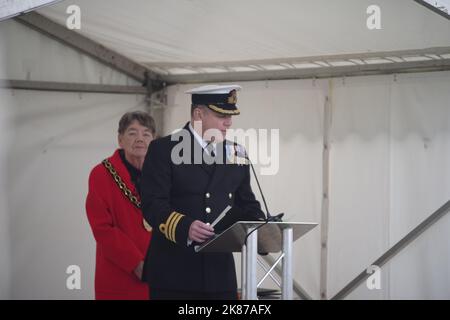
[141,84,265,300]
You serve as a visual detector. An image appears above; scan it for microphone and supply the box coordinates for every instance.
[234,142,284,222]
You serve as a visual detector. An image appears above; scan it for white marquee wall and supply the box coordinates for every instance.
[2,88,147,299]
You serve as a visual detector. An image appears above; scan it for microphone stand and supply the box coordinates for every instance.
[231,141,284,248]
[245,153,284,222]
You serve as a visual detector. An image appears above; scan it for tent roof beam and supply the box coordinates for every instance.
[15,12,165,89]
[0,79,147,94]
[156,58,450,84]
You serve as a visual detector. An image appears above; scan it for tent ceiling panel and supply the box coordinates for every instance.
[415,0,450,19]
[0,0,62,21]
[37,0,450,66]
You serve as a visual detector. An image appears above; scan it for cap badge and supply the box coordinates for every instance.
[227,90,237,104]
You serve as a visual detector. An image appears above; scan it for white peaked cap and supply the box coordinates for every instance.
[185,84,242,94]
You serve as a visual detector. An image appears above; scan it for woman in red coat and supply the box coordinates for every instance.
[86,111,155,299]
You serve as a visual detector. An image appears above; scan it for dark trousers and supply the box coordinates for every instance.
[149,288,238,300]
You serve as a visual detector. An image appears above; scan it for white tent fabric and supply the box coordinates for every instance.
[0,0,449,300]
[0,19,140,85]
[3,72,449,299]
[328,72,450,299]
[38,0,450,64]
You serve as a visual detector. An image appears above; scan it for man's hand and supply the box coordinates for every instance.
[134,261,144,280]
[188,220,215,243]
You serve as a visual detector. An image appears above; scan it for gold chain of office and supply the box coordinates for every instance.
[102,159,141,209]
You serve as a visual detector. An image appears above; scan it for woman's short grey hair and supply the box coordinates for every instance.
[118,111,156,135]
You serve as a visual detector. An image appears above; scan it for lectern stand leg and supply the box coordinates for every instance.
[241,244,246,299]
[244,227,258,300]
[282,227,293,300]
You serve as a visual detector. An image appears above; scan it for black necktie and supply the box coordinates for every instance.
[205,142,216,158]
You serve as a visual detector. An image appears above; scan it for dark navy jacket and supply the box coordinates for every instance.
[141,122,264,293]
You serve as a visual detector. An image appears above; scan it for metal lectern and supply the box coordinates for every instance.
[195,221,318,300]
